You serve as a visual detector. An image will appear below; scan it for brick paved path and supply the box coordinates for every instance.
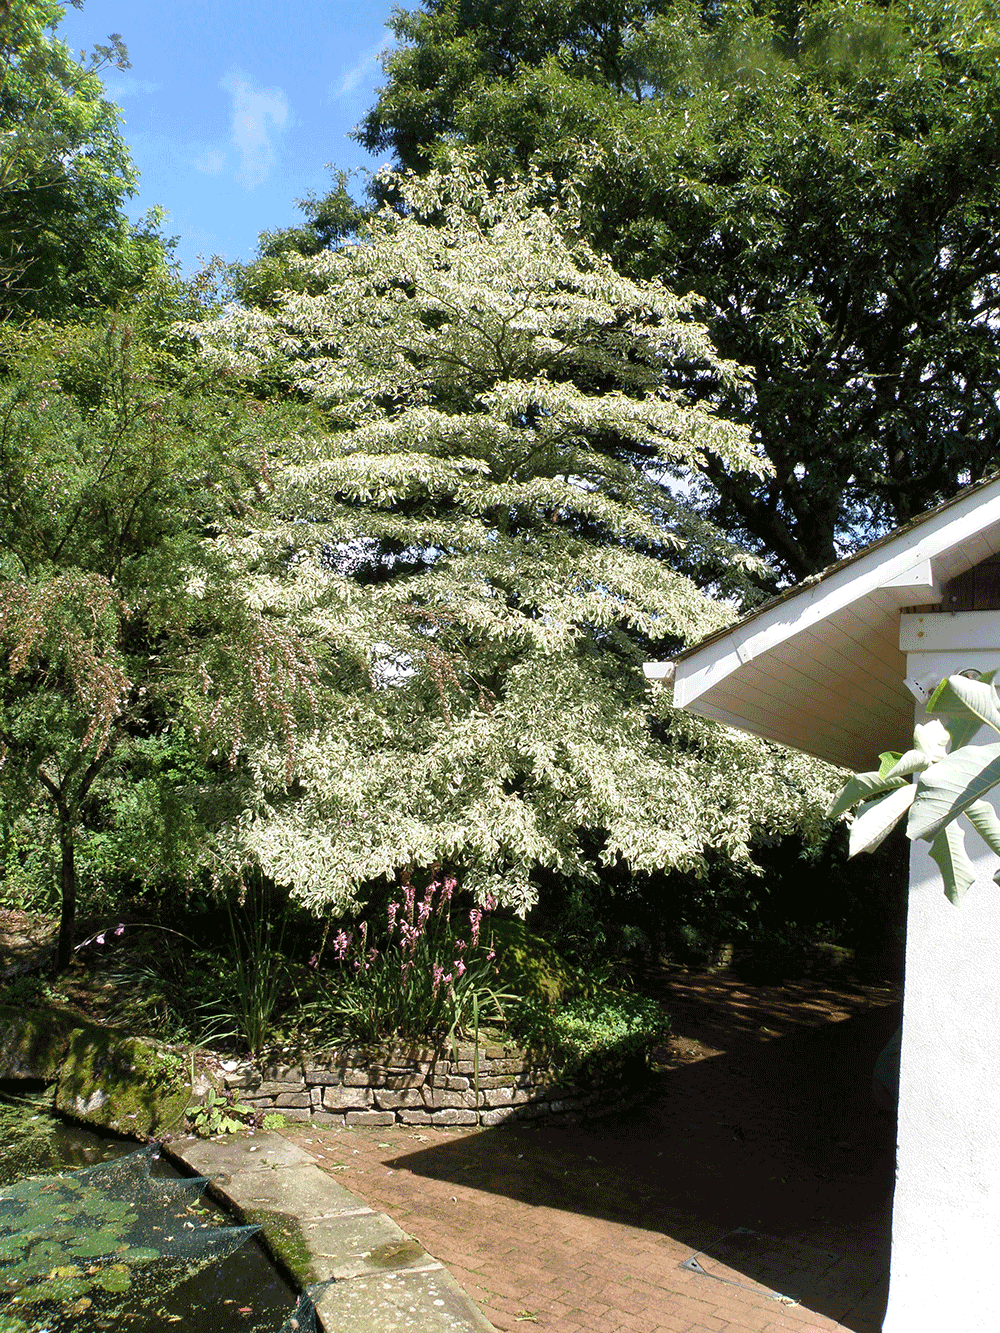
[283,982,899,1333]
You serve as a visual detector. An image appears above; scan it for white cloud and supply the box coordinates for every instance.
[220,71,290,189]
[104,75,161,100]
[193,147,227,177]
[331,34,392,101]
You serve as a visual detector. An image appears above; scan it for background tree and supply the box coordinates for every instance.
[0,315,318,968]
[0,0,165,322]
[355,0,1000,584]
[190,164,837,917]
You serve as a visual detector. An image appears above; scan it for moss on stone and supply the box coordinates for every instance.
[488,918,575,1007]
[0,1004,79,1081]
[242,1207,315,1287]
[54,1026,190,1139]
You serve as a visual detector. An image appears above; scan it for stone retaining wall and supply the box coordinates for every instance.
[224,1041,613,1128]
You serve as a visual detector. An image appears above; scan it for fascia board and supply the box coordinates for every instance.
[674,487,1000,710]
[900,610,1000,653]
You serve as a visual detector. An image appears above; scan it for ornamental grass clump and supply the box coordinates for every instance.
[319,873,517,1045]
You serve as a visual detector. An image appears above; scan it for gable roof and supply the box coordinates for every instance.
[651,475,1000,771]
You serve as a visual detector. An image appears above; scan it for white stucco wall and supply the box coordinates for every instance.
[882,644,1000,1333]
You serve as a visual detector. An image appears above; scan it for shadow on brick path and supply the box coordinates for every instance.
[287,984,900,1333]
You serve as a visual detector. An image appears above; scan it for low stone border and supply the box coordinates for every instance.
[223,1040,619,1128]
[166,1131,497,1333]
[1,1004,640,1138]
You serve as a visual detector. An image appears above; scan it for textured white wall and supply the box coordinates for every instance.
[883,645,1000,1333]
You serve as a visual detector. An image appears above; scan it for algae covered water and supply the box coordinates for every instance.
[0,1088,308,1333]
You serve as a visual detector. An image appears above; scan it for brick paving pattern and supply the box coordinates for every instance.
[283,972,899,1333]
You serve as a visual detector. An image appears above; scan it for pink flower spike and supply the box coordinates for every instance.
[486,949,496,962]
[455,958,466,976]
[454,938,466,953]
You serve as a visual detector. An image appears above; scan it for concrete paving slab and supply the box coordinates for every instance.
[211,1162,363,1219]
[300,1210,433,1282]
[312,1266,497,1333]
[166,1131,497,1333]
[171,1130,314,1176]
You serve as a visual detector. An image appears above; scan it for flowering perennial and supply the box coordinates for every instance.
[317,872,515,1043]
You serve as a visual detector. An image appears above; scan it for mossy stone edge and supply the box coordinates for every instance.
[0,1004,207,1139]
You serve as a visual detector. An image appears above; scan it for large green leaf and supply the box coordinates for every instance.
[878,722,952,785]
[928,823,976,905]
[881,748,930,782]
[908,742,1000,843]
[926,672,1000,744]
[827,769,906,820]
[848,783,916,857]
[963,799,1000,858]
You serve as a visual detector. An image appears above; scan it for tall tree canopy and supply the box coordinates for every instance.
[354,0,1000,582]
[0,0,164,321]
[190,166,835,916]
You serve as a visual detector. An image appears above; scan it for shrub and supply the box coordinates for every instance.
[510,991,669,1085]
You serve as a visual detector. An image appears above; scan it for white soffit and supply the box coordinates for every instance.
[666,478,1000,771]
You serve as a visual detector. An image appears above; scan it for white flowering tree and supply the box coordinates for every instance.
[190,164,837,915]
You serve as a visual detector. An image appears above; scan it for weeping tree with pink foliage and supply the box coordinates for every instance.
[0,317,318,969]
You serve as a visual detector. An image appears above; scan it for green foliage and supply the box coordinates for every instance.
[233,170,369,310]
[487,917,574,1006]
[0,0,167,321]
[0,972,57,1007]
[186,1086,258,1137]
[221,878,288,1058]
[358,0,1000,581]
[191,162,836,916]
[510,989,668,1082]
[831,671,1000,904]
[0,315,320,965]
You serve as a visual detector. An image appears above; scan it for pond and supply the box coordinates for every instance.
[0,1087,306,1333]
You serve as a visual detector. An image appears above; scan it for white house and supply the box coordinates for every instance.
[647,474,1000,1333]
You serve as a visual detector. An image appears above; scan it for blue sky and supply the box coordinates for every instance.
[56,0,402,273]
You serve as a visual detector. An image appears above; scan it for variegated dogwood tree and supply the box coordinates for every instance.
[830,672,1000,904]
[188,164,838,916]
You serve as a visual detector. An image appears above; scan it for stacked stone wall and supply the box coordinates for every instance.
[224,1041,620,1128]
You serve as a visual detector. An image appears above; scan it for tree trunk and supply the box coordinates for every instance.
[55,817,76,973]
